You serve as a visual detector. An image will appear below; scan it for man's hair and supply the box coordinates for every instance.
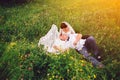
[60,23,67,29]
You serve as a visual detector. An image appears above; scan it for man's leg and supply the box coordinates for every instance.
[84,36,101,59]
[77,47,103,67]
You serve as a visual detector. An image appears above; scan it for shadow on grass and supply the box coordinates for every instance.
[0,0,34,7]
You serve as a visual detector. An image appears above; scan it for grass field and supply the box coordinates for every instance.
[0,0,120,79]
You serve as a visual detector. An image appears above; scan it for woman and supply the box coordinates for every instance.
[38,22,75,53]
[60,21,75,36]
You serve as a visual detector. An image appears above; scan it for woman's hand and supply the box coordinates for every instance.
[73,41,77,46]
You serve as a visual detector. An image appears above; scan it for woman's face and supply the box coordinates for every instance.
[62,27,69,33]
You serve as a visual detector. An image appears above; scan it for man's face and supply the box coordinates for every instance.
[59,34,68,41]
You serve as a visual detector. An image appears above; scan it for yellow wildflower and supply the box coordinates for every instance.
[94,74,96,78]
[10,42,16,47]
[70,56,74,60]
[88,75,91,79]
[81,60,84,63]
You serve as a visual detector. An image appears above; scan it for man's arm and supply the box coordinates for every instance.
[73,33,82,46]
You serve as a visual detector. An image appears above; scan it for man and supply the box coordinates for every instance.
[59,33,104,68]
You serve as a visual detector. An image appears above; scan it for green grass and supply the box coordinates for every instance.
[0,0,120,79]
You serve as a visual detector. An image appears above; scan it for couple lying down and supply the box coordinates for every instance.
[38,22,75,53]
[38,22,104,68]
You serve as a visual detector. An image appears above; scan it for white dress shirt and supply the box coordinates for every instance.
[65,34,86,50]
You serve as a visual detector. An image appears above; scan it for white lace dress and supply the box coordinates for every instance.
[38,24,61,53]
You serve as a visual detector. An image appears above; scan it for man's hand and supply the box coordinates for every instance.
[73,33,82,46]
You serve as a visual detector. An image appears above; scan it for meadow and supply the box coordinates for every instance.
[0,0,120,79]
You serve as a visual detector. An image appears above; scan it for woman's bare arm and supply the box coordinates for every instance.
[53,45,69,52]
